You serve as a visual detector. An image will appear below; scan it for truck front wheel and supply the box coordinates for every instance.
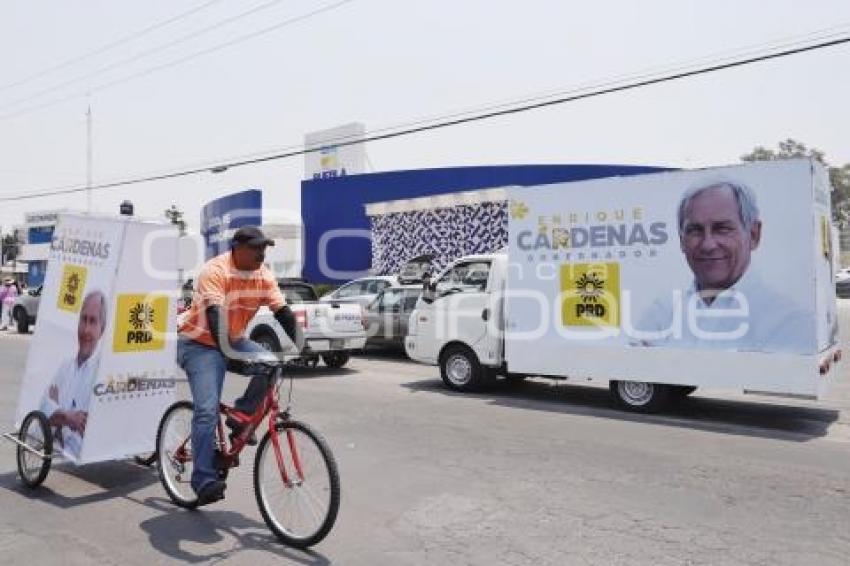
[609,380,671,413]
[439,345,492,392]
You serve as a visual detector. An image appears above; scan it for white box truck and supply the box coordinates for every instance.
[405,159,841,411]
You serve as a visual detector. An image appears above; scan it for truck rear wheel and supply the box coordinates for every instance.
[321,352,350,368]
[609,380,671,413]
[439,345,492,392]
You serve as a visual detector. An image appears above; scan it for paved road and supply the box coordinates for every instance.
[0,305,849,565]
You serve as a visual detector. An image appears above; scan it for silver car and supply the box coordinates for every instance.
[320,276,399,308]
[364,286,423,348]
[12,285,41,333]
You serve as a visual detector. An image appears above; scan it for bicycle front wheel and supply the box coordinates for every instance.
[254,420,340,548]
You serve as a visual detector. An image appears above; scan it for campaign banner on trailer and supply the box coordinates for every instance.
[82,219,180,464]
[505,159,832,392]
[14,214,179,464]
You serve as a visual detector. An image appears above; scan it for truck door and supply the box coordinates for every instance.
[477,256,505,368]
[417,260,492,361]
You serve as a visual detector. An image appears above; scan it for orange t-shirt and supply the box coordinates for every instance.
[178,252,286,347]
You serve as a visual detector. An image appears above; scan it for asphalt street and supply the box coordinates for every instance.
[1,304,850,565]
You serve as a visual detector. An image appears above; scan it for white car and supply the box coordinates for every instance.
[835,268,850,283]
[319,276,399,308]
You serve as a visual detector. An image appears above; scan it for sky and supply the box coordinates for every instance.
[2,0,850,233]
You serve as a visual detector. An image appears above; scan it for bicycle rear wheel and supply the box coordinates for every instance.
[254,420,340,548]
[157,401,198,508]
[16,410,52,488]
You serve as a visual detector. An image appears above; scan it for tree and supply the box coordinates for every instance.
[1,232,20,264]
[164,204,187,235]
[741,139,850,225]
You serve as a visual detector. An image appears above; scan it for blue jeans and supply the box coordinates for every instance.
[176,335,271,493]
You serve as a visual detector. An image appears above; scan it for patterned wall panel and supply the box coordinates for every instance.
[370,201,508,275]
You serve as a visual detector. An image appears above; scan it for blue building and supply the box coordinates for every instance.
[301,164,667,284]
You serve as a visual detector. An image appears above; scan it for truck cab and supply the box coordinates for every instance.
[405,253,507,389]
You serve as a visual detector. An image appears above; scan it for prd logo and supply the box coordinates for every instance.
[113,294,169,352]
[57,264,88,313]
[560,262,621,327]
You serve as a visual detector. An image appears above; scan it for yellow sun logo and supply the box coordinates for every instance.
[129,303,154,330]
[575,272,605,302]
[509,200,529,220]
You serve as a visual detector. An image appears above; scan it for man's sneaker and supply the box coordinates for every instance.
[195,479,226,507]
[225,416,257,446]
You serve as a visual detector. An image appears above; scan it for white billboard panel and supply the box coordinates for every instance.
[505,159,837,396]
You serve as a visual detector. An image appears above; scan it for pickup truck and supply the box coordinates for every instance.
[245,279,366,368]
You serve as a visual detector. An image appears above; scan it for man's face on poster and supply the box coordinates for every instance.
[78,295,105,362]
[680,185,762,291]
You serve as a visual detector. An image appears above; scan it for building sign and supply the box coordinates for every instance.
[200,190,263,259]
[304,122,366,180]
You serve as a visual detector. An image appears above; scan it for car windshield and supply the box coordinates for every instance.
[279,285,317,303]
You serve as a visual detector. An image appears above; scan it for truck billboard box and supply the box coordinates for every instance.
[505,159,838,398]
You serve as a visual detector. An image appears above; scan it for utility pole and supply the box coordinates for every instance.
[86,101,93,213]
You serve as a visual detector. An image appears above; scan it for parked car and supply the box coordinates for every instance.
[364,286,422,348]
[837,268,850,283]
[319,276,399,308]
[246,279,367,368]
[12,285,41,333]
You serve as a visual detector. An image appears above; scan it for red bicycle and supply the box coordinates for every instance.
[156,360,340,548]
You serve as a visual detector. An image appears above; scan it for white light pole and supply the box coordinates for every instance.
[86,101,93,213]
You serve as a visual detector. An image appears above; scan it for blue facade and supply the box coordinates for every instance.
[28,225,54,244]
[28,261,46,287]
[301,164,668,284]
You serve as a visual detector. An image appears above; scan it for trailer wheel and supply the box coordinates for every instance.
[439,345,491,392]
[609,380,671,413]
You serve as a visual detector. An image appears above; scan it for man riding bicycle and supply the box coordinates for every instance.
[177,226,300,506]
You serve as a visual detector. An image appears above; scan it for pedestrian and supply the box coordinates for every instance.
[0,278,17,330]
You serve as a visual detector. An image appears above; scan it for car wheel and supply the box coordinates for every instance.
[439,345,492,392]
[321,352,350,368]
[14,308,29,333]
[609,380,671,413]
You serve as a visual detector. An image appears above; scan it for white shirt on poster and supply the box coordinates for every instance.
[39,353,100,459]
[628,268,815,354]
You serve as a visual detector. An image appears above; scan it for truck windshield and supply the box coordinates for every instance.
[279,285,317,303]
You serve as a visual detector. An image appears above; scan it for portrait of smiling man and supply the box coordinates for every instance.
[39,289,107,459]
[630,177,814,353]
